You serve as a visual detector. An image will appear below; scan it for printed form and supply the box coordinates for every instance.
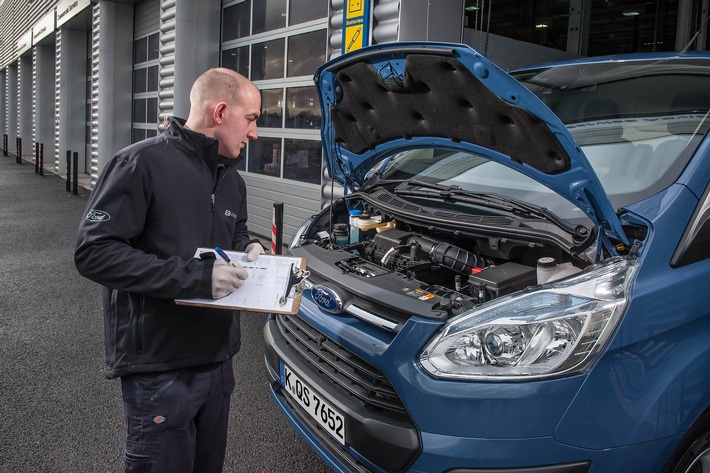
[175,248,305,314]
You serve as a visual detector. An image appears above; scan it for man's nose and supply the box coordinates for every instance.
[247,123,258,140]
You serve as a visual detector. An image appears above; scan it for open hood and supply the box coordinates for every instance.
[314,42,628,246]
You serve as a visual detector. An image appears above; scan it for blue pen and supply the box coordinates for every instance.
[214,247,237,268]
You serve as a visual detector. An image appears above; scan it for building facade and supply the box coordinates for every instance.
[1,0,707,243]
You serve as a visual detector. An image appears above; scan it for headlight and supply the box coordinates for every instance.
[419,257,637,381]
[288,215,316,251]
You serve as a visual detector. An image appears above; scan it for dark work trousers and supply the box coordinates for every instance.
[120,358,236,473]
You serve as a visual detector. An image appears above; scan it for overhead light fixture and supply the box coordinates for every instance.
[622,4,645,16]
[465,1,480,11]
[535,23,549,29]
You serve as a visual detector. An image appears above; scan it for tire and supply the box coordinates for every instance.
[663,409,710,473]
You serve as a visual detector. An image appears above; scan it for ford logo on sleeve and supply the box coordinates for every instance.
[311,285,344,315]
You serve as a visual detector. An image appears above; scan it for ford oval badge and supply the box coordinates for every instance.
[311,285,344,315]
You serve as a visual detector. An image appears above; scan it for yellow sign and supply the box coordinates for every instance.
[346,0,365,18]
[342,0,370,53]
[344,25,364,53]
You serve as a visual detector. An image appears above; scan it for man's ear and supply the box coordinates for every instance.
[212,102,227,124]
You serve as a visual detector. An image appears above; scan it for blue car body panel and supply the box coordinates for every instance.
[264,42,710,473]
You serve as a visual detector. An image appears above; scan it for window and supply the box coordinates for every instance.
[221,0,327,184]
[289,0,328,26]
[251,39,285,80]
[248,137,282,177]
[287,30,327,77]
[132,32,160,143]
[284,138,321,184]
[463,0,680,56]
[259,89,284,128]
[253,0,287,34]
[286,87,319,129]
[221,46,249,77]
[223,1,251,41]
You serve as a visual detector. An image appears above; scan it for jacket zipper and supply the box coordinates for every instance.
[211,166,234,212]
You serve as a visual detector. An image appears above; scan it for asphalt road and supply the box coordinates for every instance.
[0,155,331,473]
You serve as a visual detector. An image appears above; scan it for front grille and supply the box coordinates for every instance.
[276,314,407,414]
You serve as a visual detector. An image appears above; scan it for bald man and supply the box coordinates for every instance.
[75,68,264,472]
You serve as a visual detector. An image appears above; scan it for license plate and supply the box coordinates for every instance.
[280,361,346,445]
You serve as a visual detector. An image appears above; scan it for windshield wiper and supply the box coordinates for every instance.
[393,179,589,238]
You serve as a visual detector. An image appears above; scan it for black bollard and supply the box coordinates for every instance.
[16,137,21,164]
[72,151,79,195]
[39,143,44,176]
[35,142,39,173]
[66,150,71,192]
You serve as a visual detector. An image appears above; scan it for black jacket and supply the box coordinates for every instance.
[75,118,260,379]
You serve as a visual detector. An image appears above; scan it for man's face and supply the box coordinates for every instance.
[216,85,261,158]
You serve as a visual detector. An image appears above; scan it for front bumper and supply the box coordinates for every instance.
[263,311,678,473]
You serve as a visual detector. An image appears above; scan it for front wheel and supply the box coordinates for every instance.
[663,410,710,473]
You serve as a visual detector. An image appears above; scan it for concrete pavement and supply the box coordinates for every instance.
[0,154,330,473]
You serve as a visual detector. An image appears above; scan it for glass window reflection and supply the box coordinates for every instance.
[223,1,251,41]
[133,69,147,94]
[259,89,284,128]
[284,139,321,184]
[133,99,146,123]
[252,0,286,34]
[289,0,327,25]
[286,87,320,129]
[222,46,250,78]
[287,30,327,77]
[134,37,147,63]
[147,65,159,91]
[148,33,159,60]
[251,39,285,80]
[248,137,282,177]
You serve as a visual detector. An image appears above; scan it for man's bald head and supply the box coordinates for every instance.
[183,67,261,158]
[189,68,249,114]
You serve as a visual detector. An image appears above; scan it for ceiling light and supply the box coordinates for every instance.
[535,23,549,29]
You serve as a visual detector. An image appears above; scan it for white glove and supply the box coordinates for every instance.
[245,242,265,262]
[211,260,249,298]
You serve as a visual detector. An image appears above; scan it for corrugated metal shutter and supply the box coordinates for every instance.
[135,0,160,39]
[0,71,5,133]
[16,58,21,138]
[54,29,61,172]
[32,47,37,161]
[90,2,100,185]
[158,0,176,129]
[0,0,56,69]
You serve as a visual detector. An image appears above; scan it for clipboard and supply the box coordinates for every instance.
[175,248,308,315]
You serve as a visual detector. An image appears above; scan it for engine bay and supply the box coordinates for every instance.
[292,195,594,321]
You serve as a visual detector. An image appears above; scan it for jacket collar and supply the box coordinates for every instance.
[168,117,240,172]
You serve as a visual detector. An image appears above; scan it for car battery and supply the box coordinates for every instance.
[469,262,536,301]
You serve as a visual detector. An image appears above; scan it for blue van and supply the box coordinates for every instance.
[263,42,710,473]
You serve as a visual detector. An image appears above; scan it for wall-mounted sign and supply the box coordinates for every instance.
[57,0,90,27]
[17,30,32,56]
[342,0,371,54]
[33,10,56,43]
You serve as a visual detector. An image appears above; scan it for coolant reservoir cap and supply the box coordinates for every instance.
[349,209,362,217]
[537,257,557,268]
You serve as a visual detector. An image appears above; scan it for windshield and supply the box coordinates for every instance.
[362,57,710,224]
[377,148,588,221]
[513,58,710,208]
